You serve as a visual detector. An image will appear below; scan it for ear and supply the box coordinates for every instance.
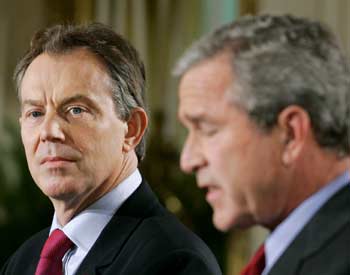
[122,107,148,153]
[277,105,311,166]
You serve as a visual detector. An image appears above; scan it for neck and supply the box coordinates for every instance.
[267,152,349,230]
[304,153,349,192]
[52,152,139,226]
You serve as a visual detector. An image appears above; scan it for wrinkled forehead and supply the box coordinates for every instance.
[178,53,243,120]
[22,49,110,84]
[19,49,113,104]
[18,48,111,97]
[179,52,234,92]
[178,51,243,111]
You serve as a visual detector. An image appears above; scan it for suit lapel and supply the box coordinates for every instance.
[268,184,350,275]
[20,228,49,275]
[75,180,163,275]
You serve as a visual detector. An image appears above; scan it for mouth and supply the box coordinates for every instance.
[205,186,222,204]
[40,156,76,167]
[198,182,221,205]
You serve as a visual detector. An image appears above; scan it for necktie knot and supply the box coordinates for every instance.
[40,229,73,259]
[35,229,73,275]
[241,244,265,275]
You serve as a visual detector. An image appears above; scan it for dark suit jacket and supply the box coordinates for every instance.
[268,184,350,275]
[1,181,222,275]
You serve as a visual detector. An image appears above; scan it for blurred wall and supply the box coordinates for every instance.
[258,0,350,52]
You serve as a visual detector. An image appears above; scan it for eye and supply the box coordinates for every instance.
[64,105,93,121]
[198,123,218,137]
[68,107,85,115]
[202,128,218,136]
[25,110,43,119]
[30,111,43,118]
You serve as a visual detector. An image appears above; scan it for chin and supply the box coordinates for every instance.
[212,212,234,232]
[39,179,79,201]
[43,187,76,201]
[212,209,255,231]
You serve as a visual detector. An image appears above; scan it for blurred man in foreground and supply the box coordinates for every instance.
[175,14,350,275]
[1,23,221,275]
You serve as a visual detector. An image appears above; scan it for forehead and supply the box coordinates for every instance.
[20,48,112,101]
[178,53,235,115]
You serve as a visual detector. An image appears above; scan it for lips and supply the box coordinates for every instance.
[197,181,221,205]
[196,177,216,190]
[40,156,76,165]
[205,186,221,203]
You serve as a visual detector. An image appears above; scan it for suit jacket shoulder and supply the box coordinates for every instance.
[268,184,350,275]
[1,227,49,275]
[76,180,222,275]
[2,180,222,275]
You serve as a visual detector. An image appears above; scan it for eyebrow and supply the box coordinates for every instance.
[179,105,208,120]
[180,112,216,127]
[183,114,202,124]
[21,94,99,111]
[59,94,97,108]
[21,99,42,108]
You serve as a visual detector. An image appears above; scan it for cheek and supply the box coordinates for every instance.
[206,143,240,197]
[207,134,258,196]
[21,131,36,158]
[207,137,238,176]
[81,126,125,163]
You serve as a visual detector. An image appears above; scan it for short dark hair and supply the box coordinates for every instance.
[15,23,148,161]
[174,15,350,156]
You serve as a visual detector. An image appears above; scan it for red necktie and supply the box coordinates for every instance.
[35,229,73,275]
[241,244,265,275]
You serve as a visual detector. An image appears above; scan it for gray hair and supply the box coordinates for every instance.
[15,23,148,161]
[174,14,350,156]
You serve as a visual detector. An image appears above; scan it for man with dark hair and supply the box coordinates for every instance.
[175,14,350,275]
[1,23,221,275]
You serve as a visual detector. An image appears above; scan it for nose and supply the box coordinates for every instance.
[40,113,65,142]
[180,135,205,174]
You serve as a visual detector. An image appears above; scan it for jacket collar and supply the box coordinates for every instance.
[75,180,163,275]
[268,184,350,275]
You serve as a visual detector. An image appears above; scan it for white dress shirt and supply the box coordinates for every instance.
[49,169,142,275]
[262,171,350,275]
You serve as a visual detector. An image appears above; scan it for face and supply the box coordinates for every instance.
[178,53,286,231]
[20,49,131,210]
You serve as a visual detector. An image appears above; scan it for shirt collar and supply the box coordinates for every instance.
[263,170,350,275]
[50,168,142,252]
